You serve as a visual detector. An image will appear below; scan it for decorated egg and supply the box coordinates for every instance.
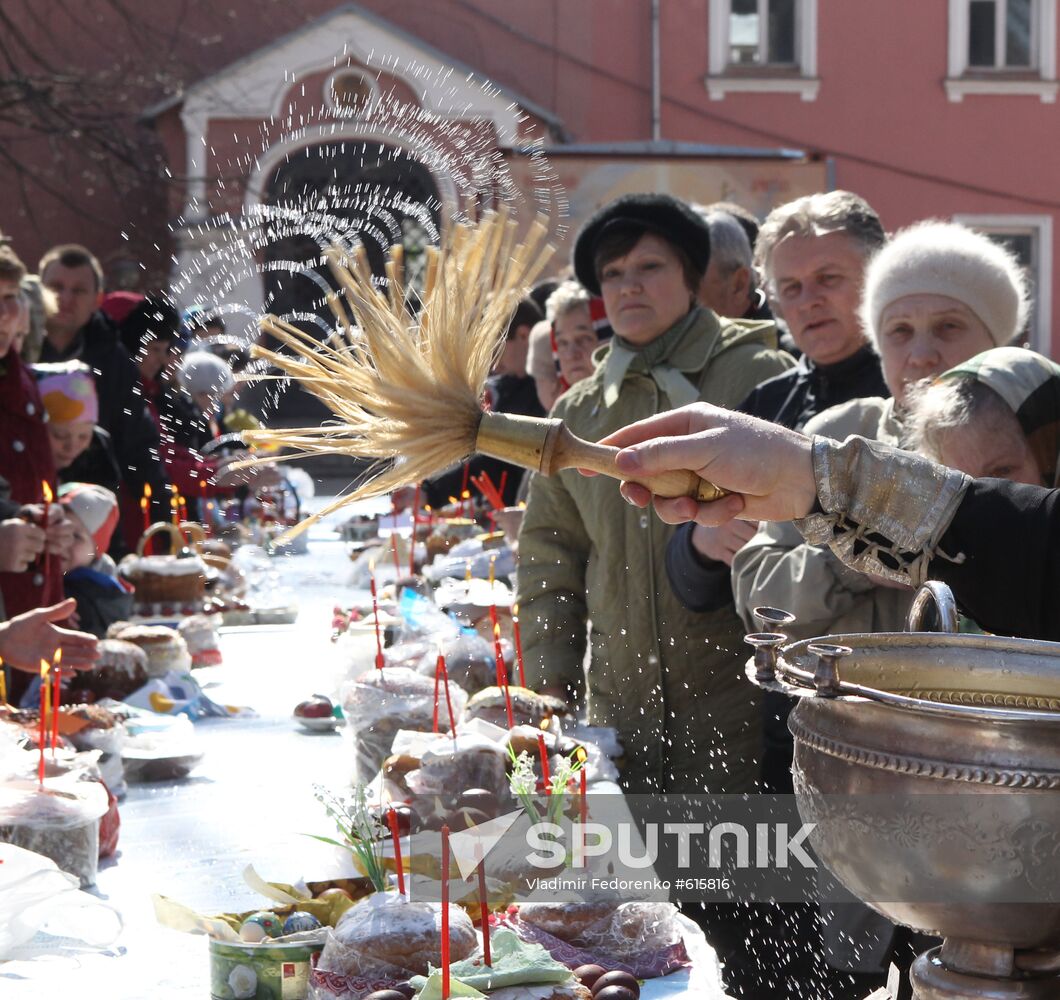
[282,910,322,935]
[239,910,284,942]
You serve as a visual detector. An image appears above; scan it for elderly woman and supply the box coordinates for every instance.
[517,192,792,795]
[545,280,599,390]
[904,346,1059,487]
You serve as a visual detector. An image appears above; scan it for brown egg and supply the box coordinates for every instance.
[574,963,607,988]
[390,986,416,1000]
[593,971,641,998]
[592,987,638,1000]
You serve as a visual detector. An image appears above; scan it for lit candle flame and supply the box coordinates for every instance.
[539,717,549,732]
[41,480,52,504]
[575,746,587,764]
[512,602,519,619]
[144,483,152,500]
[39,658,49,679]
[54,648,62,667]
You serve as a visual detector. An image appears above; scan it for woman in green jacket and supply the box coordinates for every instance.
[516,193,792,794]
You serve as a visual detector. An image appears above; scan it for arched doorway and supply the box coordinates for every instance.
[260,142,442,423]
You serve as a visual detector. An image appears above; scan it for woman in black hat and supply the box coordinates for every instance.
[515,192,793,795]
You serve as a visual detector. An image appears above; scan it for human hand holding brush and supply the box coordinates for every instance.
[239,210,727,531]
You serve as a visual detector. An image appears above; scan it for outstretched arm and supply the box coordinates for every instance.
[0,600,101,672]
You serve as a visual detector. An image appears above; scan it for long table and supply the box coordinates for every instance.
[1,504,725,998]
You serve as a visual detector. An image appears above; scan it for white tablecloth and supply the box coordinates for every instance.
[1,502,727,998]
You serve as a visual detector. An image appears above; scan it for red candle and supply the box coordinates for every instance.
[511,604,527,688]
[432,653,443,733]
[460,462,470,502]
[536,730,551,795]
[492,623,514,729]
[440,654,457,739]
[37,659,49,787]
[579,749,588,858]
[441,825,451,999]
[391,532,401,576]
[50,651,62,756]
[579,751,588,824]
[369,560,385,671]
[498,470,508,503]
[387,807,406,896]
[476,854,491,967]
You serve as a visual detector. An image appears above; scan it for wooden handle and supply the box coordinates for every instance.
[550,425,729,503]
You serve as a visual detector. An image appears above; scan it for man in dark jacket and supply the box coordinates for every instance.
[668,192,888,622]
[38,245,170,537]
[665,192,892,999]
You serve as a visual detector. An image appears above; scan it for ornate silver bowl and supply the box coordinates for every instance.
[747,583,1060,998]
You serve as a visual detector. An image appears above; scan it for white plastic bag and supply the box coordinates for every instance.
[0,843,122,958]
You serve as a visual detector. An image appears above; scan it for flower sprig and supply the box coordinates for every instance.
[507,745,588,828]
[310,784,388,892]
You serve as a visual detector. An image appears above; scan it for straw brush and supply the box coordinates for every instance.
[241,209,725,535]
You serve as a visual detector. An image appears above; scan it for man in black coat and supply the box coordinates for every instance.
[668,192,889,617]
[38,246,170,525]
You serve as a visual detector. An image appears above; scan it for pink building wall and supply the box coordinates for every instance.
[3,1,1057,353]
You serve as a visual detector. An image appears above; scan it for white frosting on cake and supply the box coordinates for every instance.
[127,555,207,577]
[177,614,219,652]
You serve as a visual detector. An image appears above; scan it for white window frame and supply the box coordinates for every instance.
[947,0,1058,102]
[953,213,1053,353]
[706,0,819,101]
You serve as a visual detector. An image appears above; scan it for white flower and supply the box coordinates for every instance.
[508,750,537,797]
[228,963,257,999]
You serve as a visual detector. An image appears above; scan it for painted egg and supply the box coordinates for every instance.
[239,910,284,942]
[282,911,322,935]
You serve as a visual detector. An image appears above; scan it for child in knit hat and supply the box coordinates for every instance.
[58,483,132,637]
[32,360,99,471]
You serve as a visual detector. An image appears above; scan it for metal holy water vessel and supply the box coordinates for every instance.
[745,582,1060,1000]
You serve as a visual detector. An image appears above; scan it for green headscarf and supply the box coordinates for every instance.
[942,346,1060,487]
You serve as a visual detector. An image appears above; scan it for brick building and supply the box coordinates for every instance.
[5,1,1059,354]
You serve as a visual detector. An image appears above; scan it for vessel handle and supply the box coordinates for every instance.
[905,581,959,634]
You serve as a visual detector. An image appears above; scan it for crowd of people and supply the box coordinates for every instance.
[2,187,1056,998]
[0,238,274,703]
[452,188,1052,999]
